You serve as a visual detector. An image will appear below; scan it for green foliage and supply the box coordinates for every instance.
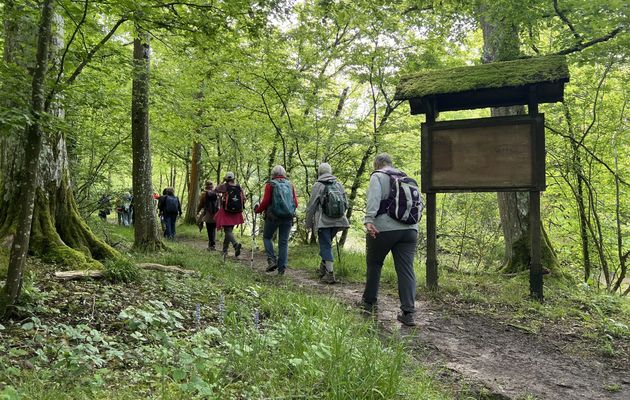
[103,257,140,283]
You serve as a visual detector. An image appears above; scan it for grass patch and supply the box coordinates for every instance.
[0,224,451,399]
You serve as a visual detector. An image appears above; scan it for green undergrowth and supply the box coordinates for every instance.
[0,224,452,399]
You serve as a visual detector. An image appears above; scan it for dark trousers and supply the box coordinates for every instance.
[206,222,216,247]
[362,229,418,313]
[222,226,238,252]
[164,213,177,239]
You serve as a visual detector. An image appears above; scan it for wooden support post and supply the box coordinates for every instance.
[530,191,543,300]
[426,193,438,289]
[424,98,438,290]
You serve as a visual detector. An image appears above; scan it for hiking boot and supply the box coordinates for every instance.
[234,243,242,257]
[317,261,326,278]
[356,300,377,315]
[207,245,216,251]
[277,269,285,276]
[321,271,336,284]
[266,264,278,272]
[397,312,416,327]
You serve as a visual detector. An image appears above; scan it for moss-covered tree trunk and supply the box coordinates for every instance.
[0,3,117,277]
[131,27,163,251]
[479,4,559,273]
[1,0,53,317]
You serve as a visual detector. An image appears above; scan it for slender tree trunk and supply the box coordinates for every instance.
[1,0,54,317]
[338,144,374,247]
[184,141,202,224]
[479,5,558,273]
[131,27,162,251]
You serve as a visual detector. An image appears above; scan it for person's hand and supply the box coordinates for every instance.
[254,202,260,211]
[365,223,379,238]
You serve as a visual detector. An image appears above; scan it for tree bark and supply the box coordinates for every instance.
[131,27,162,251]
[184,141,202,224]
[479,5,559,273]
[1,3,118,300]
[1,0,54,317]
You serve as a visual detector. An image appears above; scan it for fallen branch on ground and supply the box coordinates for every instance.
[54,263,196,280]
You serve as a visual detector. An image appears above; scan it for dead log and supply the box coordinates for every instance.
[54,263,196,280]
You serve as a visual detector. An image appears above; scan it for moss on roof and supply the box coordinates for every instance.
[395,55,569,100]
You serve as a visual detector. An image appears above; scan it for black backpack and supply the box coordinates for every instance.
[224,185,243,213]
[374,170,423,224]
[204,190,218,214]
[164,195,179,214]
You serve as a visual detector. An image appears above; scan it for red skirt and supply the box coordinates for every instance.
[214,208,244,230]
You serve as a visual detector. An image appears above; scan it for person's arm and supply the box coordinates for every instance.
[292,184,299,209]
[197,192,205,213]
[304,183,320,228]
[178,198,182,216]
[255,183,273,213]
[364,174,382,237]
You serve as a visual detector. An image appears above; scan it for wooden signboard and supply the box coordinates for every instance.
[421,115,545,193]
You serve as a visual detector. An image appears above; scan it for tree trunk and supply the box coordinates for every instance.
[338,144,374,247]
[479,6,559,273]
[131,27,162,251]
[1,4,118,277]
[1,0,54,317]
[184,141,202,224]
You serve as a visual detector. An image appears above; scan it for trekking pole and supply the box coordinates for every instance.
[335,234,342,265]
[251,202,257,269]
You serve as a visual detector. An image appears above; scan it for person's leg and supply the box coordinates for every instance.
[207,223,216,249]
[318,228,334,264]
[276,219,292,273]
[391,229,418,315]
[362,231,396,307]
[163,215,173,239]
[171,215,177,238]
[223,226,234,253]
[262,218,278,268]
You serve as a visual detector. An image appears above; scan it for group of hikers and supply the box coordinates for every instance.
[192,153,423,326]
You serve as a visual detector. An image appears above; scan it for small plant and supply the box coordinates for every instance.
[103,257,139,283]
[604,383,622,392]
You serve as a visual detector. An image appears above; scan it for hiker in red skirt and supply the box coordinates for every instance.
[214,171,245,257]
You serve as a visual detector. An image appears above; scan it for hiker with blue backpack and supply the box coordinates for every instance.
[359,153,423,327]
[214,172,245,258]
[305,163,349,284]
[254,165,298,276]
[158,187,182,240]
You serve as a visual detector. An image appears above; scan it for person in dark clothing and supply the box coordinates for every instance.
[197,180,219,250]
[158,187,181,240]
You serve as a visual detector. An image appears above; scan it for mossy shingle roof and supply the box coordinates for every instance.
[395,55,569,101]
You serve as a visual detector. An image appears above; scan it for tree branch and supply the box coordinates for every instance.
[553,0,582,41]
[554,26,623,55]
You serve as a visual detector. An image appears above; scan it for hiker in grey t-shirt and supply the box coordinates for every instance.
[305,163,350,284]
[360,153,419,326]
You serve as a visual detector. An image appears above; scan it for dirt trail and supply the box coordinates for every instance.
[185,239,629,400]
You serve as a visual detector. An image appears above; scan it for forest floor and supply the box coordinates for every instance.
[181,237,630,400]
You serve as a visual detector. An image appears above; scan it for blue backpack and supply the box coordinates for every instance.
[269,179,296,218]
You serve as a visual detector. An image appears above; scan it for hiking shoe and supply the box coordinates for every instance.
[234,243,242,257]
[321,271,336,284]
[356,300,377,315]
[317,261,326,278]
[397,312,416,327]
[266,264,278,272]
[207,245,216,251]
[277,269,285,276]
